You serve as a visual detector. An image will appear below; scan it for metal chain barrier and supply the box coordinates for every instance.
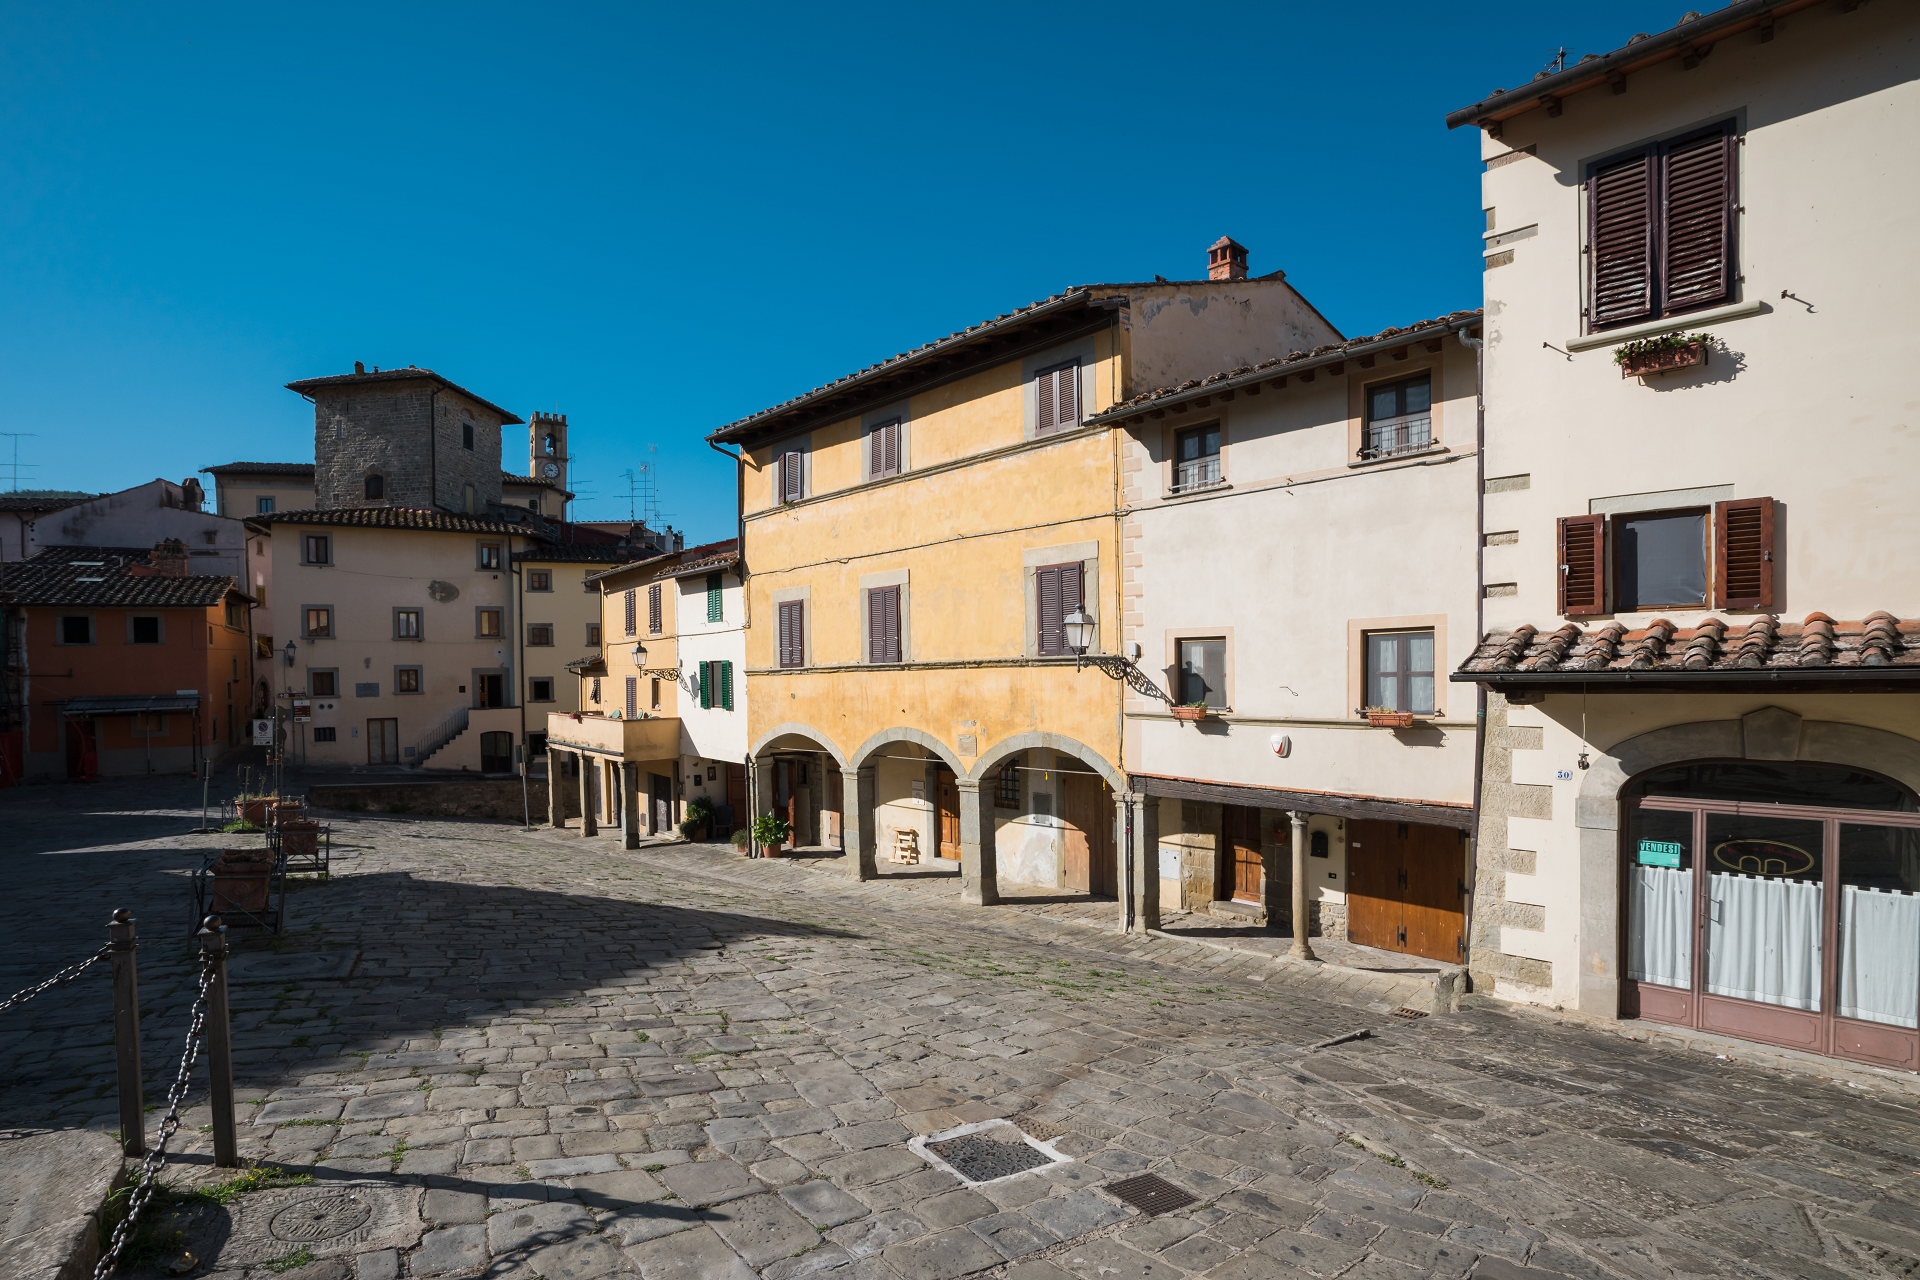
[93,953,217,1280]
[0,944,111,1015]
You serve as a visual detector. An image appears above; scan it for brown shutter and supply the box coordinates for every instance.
[883,586,901,662]
[1035,362,1080,436]
[1558,514,1607,616]
[781,450,802,502]
[869,585,901,663]
[1036,566,1062,654]
[779,599,803,667]
[1715,497,1775,610]
[1588,152,1656,329]
[869,426,884,478]
[883,420,898,474]
[1037,371,1057,435]
[624,589,636,636]
[648,583,662,634]
[1662,126,1735,314]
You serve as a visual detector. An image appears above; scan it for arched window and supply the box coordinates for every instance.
[462,422,475,451]
[544,434,557,456]
[364,474,384,500]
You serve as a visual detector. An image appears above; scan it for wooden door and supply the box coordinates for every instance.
[1063,774,1116,896]
[826,768,843,846]
[651,773,671,834]
[1402,824,1466,963]
[479,674,505,708]
[1345,820,1402,950]
[1221,805,1263,903]
[367,718,399,764]
[936,769,961,859]
[775,761,793,835]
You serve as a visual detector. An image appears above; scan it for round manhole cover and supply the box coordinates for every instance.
[268,1194,374,1243]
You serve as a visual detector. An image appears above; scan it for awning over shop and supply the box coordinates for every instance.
[61,694,201,716]
[1127,771,1475,831]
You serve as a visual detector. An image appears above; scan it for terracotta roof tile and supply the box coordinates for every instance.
[201,462,315,476]
[0,490,101,512]
[0,558,242,608]
[285,367,523,425]
[247,507,533,535]
[1458,613,1920,678]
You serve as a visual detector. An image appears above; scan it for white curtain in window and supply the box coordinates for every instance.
[1705,873,1822,1011]
[1627,865,1693,988]
[1840,885,1920,1028]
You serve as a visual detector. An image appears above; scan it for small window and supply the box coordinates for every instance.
[130,616,162,645]
[59,616,92,645]
[395,667,421,694]
[395,608,421,640]
[256,496,275,514]
[589,676,601,705]
[1178,638,1227,708]
[462,422,475,450]
[303,534,330,565]
[1615,509,1707,611]
[1365,630,1435,716]
[996,760,1021,809]
[463,484,477,514]
[1362,375,1432,460]
[313,726,337,743]
[625,676,638,717]
[624,589,637,637]
[528,569,551,591]
[706,572,723,623]
[650,678,661,710]
[587,623,602,646]
[364,474,384,500]
[777,445,805,503]
[477,609,502,638]
[529,677,554,702]
[867,585,902,664]
[478,543,502,571]
[1174,425,1221,492]
[868,418,901,480]
[778,600,805,668]
[648,583,663,634]
[1035,360,1081,436]
[225,600,245,629]
[527,498,539,511]
[131,713,165,737]
[304,607,332,637]
[1035,563,1084,657]
[527,623,554,647]
[310,670,338,697]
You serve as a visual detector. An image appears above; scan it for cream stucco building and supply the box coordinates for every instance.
[1448,0,1920,1073]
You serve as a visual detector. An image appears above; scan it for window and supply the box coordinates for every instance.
[1365,631,1434,716]
[1362,375,1432,460]
[1587,121,1736,331]
[590,676,601,705]
[131,714,165,737]
[996,760,1021,809]
[624,588,637,637]
[257,496,275,514]
[529,677,554,702]
[1174,425,1221,491]
[1179,638,1227,708]
[868,418,901,480]
[129,616,162,644]
[310,669,338,697]
[778,444,804,503]
[698,660,735,711]
[395,608,421,640]
[650,678,661,710]
[1558,497,1773,616]
[528,570,552,592]
[1035,563,1084,657]
[779,600,805,668]
[1616,510,1707,611]
[706,572,723,623]
[304,607,332,637]
[478,543,502,571]
[648,583,662,634]
[587,623,602,646]
[225,599,245,629]
[303,534,330,565]
[625,676,638,717]
[477,609,502,638]
[313,726,337,743]
[1035,360,1080,436]
[527,623,554,646]
[364,474,384,499]
[544,433,557,455]
[395,666,421,694]
[463,484,477,514]
[527,497,540,512]
[59,616,93,645]
[462,422,474,450]
[867,585,902,664]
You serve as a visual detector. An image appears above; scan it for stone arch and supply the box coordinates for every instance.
[749,722,847,769]
[363,471,387,501]
[848,727,965,775]
[968,731,1122,791]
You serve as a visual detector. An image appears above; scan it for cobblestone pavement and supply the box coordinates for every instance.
[7,779,1920,1279]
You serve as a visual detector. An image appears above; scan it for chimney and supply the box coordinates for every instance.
[153,539,189,577]
[1207,236,1249,281]
[181,477,204,510]
[354,361,365,374]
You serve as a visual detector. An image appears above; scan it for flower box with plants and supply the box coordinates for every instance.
[1363,707,1416,729]
[211,848,275,913]
[679,796,715,842]
[753,812,792,857]
[1614,331,1709,378]
[1170,702,1211,723]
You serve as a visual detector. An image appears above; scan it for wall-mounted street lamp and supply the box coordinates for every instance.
[632,641,680,680]
[283,640,297,668]
[1062,608,1173,705]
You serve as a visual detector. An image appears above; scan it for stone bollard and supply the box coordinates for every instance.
[197,915,239,1167]
[109,909,144,1157]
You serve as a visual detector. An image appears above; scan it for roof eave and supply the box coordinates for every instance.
[1450,668,1920,691]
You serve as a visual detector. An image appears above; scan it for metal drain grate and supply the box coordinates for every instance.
[1107,1173,1198,1216]
[1390,1007,1430,1019]
[1012,1116,1063,1142]
[927,1134,1051,1182]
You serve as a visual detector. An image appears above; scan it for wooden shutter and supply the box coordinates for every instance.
[1036,361,1080,435]
[1588,152,1656,329]
[706,572,722,622]
[623,589,636,636]
[869,420,899,479]
[648,583,662,634]
[624,676,637,717]
[1715,497,1775,610]
[1035,562,1084,655]
[720,660,734,711]
[699,662,712,709]
[781,449,802,502]
[779,600,803,667]
[1558,514,1607,617]
[1661,126,1735,314]
[868,586,900,663]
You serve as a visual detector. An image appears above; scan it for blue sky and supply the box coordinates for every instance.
[2,2,1687,544]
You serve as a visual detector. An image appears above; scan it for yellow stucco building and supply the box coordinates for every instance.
[708,241,1341,919]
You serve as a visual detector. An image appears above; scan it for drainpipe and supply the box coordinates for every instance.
[709,438,756,856]
[511,534,524,765]
[1458,323,1487,979]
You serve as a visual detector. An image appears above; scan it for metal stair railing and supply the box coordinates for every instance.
[412,705,470,767]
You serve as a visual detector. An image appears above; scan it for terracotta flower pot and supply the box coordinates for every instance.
[280,819,319,859]
[238,798,270,825]
[1620,341,1705,378]
[1170,706,1208,723]
[211,849,273,913]
[765,842,785,858]
[1366,711,1416,729]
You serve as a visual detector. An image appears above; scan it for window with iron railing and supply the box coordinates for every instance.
[1173,424,1222,492]
[1360,374,1432,461]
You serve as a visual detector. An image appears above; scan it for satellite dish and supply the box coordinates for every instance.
[427,580,459,602]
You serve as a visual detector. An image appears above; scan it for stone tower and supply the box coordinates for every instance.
[287,364,524,513]
[530,411,569,494]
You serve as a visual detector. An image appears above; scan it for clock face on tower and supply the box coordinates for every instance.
[542,462,560,478]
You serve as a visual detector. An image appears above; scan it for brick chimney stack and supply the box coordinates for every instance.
[1208,236,1249,281]
[152,538,189,577]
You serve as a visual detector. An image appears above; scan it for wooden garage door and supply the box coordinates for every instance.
[1345,820,1465,963]
[1062,773,1117,896]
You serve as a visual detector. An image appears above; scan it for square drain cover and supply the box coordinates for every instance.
[926,1134,1051,1182]
[1107,1173,1198,1216]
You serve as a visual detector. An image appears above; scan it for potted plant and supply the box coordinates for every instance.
[234,793,272,826]
[211,848,274,914]
[1170,702,1210,723]
[1363,706,1416,729]
[680,797,714,842]
[280,817,319,861]
[752,812,792,857]
[1614,330,1710,378]
[731,828,751,854]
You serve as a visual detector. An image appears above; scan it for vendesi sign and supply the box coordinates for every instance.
[1637,840,1684,868]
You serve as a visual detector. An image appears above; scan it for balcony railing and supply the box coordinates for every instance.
[1357,413,1432,461]
[1173,455,1223,492]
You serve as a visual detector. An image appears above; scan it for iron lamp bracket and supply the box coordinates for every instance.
[1074,652,1174,705]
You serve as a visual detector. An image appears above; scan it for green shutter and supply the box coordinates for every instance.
[699,661,712,709]
[706,573,723,622]
[720,660,734,710]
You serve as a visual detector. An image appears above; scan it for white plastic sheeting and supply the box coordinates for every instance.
[1839,885,1920,1028]
[1628,864,1694,988]
[1706,872,1823,1011]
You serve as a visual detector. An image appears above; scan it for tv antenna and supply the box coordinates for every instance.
[0,433,38,492]
[1543,46,1570,74]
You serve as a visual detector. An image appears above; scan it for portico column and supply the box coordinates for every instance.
[546,747,566,829]
[578,752,597,838]
[622,762,640,849]
[1123,792,1160,934]
[840,767,877,881]
[1289,811,1316,961]
[958,779,998,905]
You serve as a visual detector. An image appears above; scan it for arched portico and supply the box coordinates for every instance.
[838,729,972,886]
[965,733,1125,912]
[748,722,845,859]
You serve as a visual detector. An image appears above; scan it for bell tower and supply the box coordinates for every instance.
[530,411,568,494]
